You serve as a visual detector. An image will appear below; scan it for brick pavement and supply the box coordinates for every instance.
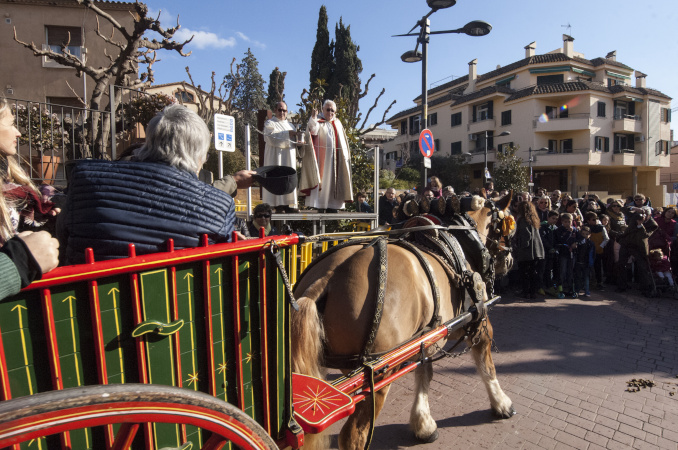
[327,289,678,449]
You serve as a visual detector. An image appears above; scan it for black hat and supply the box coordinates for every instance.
[253,165,297,195]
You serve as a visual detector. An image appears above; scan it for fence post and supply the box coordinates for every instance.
[109,84,117,160]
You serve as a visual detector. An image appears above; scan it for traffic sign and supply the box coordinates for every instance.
[214,113,235,152]
[419,129,434,158]
[423,157,431,168]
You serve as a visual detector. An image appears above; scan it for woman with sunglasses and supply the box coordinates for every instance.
[303,99,352,212]
[247,203,278,238]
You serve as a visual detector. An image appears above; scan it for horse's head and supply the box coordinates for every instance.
[467,191,514,278]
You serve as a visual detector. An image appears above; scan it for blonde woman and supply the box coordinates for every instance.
[428,176,443,198]
[0,98,59,299]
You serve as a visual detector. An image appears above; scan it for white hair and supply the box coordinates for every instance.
[136,104,210,174]
[323,99,337,111]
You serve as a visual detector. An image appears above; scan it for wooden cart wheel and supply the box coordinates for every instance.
[0,384,278,450]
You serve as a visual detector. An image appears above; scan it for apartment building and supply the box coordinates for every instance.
[0,0,136,107]
[383,35,672,202]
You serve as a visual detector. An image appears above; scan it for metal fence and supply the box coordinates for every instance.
[8,85,154,186]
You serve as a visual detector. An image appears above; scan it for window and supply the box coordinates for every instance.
[472,101,493,123]
[546,105,568,119]
[594,136,609,152]
[400,120,407,135]
[655,140,669,156]
[45,25,82,59]
[614,100,635,119]
[450,141,462,155]
[613,134,634,153]
[608,78,625,87]
[475,131,493,151]
[386,151,397,160]
[548,139,558,153]
[434,139,440,153]
[597,101,606,118]
[450,112,462,127]
[473,169,482,179]
[427,113,438,126]
[661,108,672,123]
[409,115,420,135]
[409,140,419,157]
[537,74,564,85]
[175,90,195,103]
[561,139,573,153]
[501,110,511,126]
[498,142,514,155]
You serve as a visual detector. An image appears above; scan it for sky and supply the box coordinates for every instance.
[143,0,678,132]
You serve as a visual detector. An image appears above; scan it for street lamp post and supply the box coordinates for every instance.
[395,2,491,191]
[528,146,549,194]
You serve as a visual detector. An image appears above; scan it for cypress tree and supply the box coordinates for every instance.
[328,18,362,106]
[266,67,286,109]
[309,6,333,93]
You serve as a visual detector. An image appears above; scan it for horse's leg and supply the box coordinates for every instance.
[338,385,391,450]
[409,361,439,442]
[470,318,515,418]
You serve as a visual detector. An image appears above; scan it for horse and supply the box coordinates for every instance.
[291,193,515,450]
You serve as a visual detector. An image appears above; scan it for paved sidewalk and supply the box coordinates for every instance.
[328,290,678,449]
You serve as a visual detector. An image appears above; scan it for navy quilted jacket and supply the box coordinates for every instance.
[59,160,235,264]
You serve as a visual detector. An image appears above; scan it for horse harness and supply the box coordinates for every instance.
[294,219,490,371]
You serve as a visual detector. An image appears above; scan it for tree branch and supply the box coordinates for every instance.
[358,98,397,136]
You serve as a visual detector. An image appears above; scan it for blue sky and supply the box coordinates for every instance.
[144,0,677,131]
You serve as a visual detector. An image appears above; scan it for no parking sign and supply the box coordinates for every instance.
[419,129,434,158]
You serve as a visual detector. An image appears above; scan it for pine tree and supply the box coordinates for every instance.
[309,6,333,94]
[225,48,266,156]
[266,67,286,109]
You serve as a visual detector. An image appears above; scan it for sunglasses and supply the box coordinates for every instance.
[277,108,287,112]
[255,214,271,219]
[324,108,335,113]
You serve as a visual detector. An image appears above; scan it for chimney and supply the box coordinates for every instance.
[464,59,478,94]
[635,71,647,88]
[606,50,616,61]
[524,41,536,58]
[562,34,574,58]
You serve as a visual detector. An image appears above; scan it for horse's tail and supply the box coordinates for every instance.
[291,278,326,379]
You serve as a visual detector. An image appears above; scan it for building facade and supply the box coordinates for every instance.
[1,0,136,107]
[384,35,672,203]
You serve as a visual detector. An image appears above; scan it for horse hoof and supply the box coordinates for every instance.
[494,405,517,419]
[416,429,439,443]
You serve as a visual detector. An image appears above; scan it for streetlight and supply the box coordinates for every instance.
[394,3,492,189]
[478,130,510,184]
[528,147,549,194]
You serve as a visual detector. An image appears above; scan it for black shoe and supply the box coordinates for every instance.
[326,208,338,213]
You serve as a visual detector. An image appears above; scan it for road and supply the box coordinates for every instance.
[327,289,678,449]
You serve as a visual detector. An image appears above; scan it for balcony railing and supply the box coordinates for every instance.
[613,113,641,121]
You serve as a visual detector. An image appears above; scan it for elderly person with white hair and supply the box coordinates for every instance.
[58,104,254,264]
[301,99,352,212]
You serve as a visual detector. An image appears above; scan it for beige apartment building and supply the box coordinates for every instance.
[384,35,673,203]
[0,0,136,107]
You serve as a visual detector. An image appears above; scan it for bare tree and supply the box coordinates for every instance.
[181,59,241,123]
[13,0,192,158]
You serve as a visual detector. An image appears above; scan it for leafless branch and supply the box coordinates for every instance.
[358,98,397,136]
[65,81,87,106]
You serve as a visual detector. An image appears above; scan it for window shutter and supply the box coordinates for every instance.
[628,102,635,116]
[472,105,477,123]
[487,101,493,119]
[604,137,609,152]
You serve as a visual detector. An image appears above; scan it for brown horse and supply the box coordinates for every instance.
[291,193,514,450]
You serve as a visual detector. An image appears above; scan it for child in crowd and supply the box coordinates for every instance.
[555,213,578,298]
[585,211,609,289]
[539,210,560,297]
[574,225,595,297]
[649,248,674,288]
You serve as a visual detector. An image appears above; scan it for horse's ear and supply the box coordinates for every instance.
[496,190,512,211]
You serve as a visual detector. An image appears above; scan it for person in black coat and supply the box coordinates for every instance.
[514,201,545,299]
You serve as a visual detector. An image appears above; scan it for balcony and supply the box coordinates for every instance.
[613,114,643,133]
[467,117,495,135]
[531,147,594,166]
[533,113,591,133]
[611,149,642,166]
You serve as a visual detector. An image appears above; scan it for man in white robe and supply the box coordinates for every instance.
[263,101,298,212]
[305,100,352,211]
